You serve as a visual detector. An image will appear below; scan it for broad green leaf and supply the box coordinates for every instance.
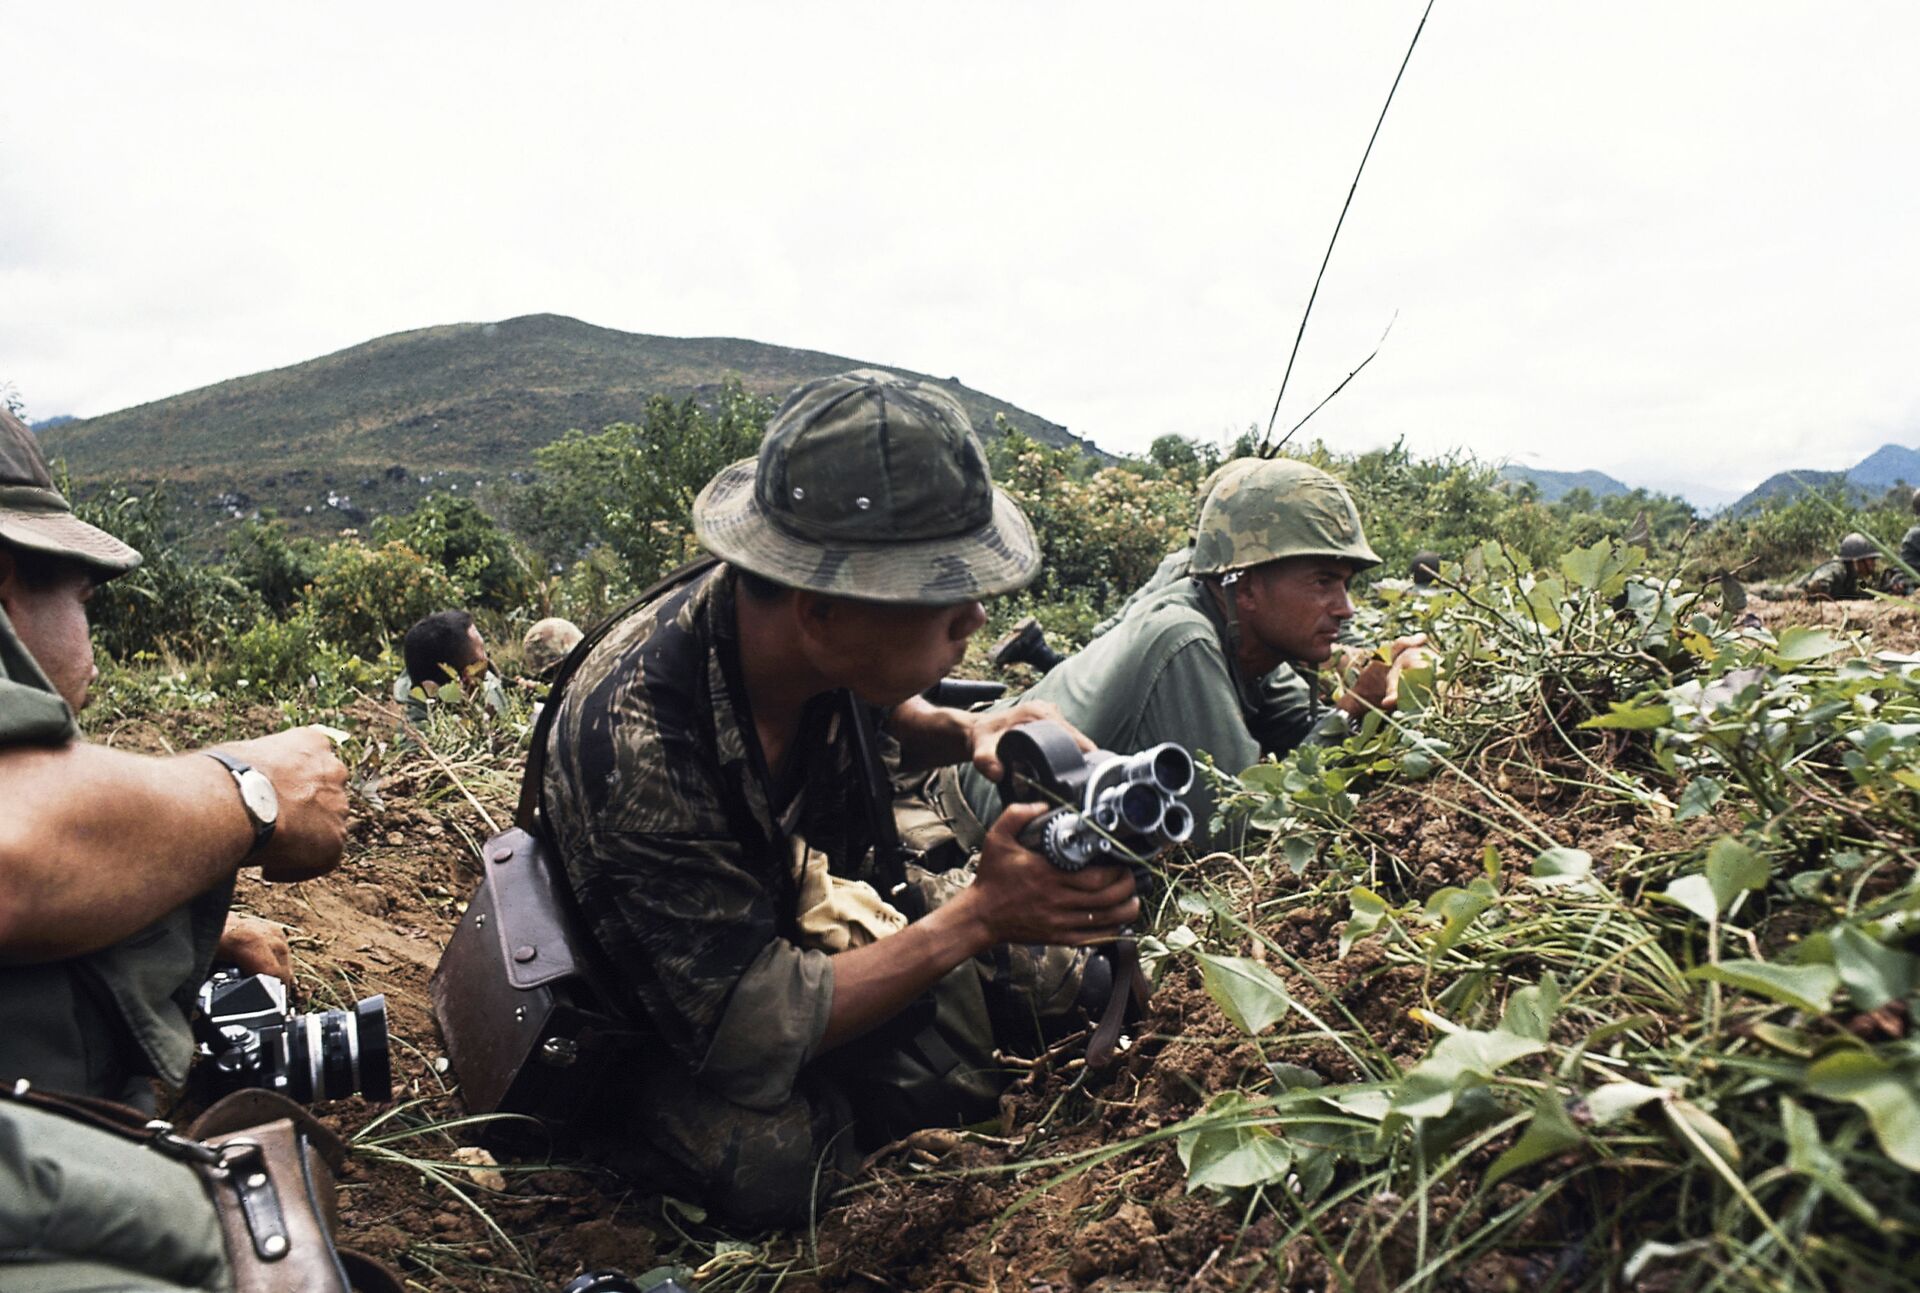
[1486,1091,1583,1187]
[1559,539,1613,592]
[1424,878,1496,955]
[1500,973,1561,1042]
[1266,1062,1324,1091]
[1772,625,1846,663]
[1177,1118,1293,1192]
[1658,874,1720,924]
[1340,886,1390,958]
[1582,1080,1666,1127]
[1481,841,1500,881]
[1236,763,1289,794]
[1281,837,1316,877]
[1830,924,1916,1011]
[1195,951,1291,1036]
[1529,847,1593,888]
[1176,1094,1294,1191]
[1665,1097,1741,1167]
[1689,960,1840,1014]
[1705,837,1769,912]
[1521,576,1565,631]
[1674,775,1724,821]
[1780,1096,1882,1225]
[1391,1028,1545,1120]
[1804,1051,1920,1171]
[1579,700,1674,731]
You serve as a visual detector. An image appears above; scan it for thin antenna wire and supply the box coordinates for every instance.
[1271,311,1397,455]
[1260,0,1437,457]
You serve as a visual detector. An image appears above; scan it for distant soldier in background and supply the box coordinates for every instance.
[1762,532,1883,602]
[521,615,583,679]
[1409,550,1443,591]
[394,608,508,724]
[1894,490,1920,594]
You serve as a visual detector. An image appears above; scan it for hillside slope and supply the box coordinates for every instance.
[41,313,1087,481]
[1497,464,1631,502]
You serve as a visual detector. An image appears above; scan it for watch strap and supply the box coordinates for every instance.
[204,750,276,855]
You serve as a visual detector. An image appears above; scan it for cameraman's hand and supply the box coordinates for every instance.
[217,914,292,982]
[966,701,1096,783]
[966,802,1139,945]
[217,727,351,881]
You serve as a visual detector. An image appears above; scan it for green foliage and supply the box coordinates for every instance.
[66,480,258,662]
[508,382,769,589]
[303,540,463,658]
[374,496,533,613]
[224,518,321,616]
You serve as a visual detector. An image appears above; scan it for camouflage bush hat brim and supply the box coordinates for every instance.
[693,369,1039,603]
[0,408,142,579]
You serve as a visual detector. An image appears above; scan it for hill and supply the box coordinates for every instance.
[1727,443,1920,514]
[1497,464,1631,502]
[39,314,1090,529]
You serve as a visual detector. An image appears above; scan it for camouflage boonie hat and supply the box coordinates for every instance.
[0,407,142,578]
[522,616,583,676]
[693,369,1039,603]
[1190,457,1380,577]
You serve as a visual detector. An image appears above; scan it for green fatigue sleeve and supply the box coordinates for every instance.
[1247,663,1349,759]
[0,1103,232,1291]
[1133,637,1261,841]
[0,606,77,747]
[1090,549,1190,640]
[1794,559,1849,600]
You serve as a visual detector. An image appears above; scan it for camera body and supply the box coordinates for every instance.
[995,720,1195,870]
[194,968,392,1104]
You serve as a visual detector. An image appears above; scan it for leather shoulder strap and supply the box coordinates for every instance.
[515,554,722,835]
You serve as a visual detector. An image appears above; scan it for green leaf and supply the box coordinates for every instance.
[1665,1097,1741,1167]
[1579,700,1674,731]
[1521,576,1565,631]
[1659,874,1720,924]
[1689,960,1840,1014]
[1424,878,1497,956]
[1194,952,1292,1036]
[1237,764,1289,794]
[1830,924,1916,1012]
[1481,841,1500,881]
[1177,1096,1293,1192]
[1772,625,1846,663]
[1582,1080,1666,1127]
[1529,847,1593,888]
[1486,1091,1583,1187]
[1340,886,1390,958]
[1780,1096,1882,1225]
[1705,837,1769,911]
[1804,1051,1920,1171]
[1391,1028,1545,1120]
[1500,973,1561,1042]
[1281,837,1316,877]
[1674,775,1724,821]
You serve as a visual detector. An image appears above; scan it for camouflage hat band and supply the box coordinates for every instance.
[695,458,1039,603]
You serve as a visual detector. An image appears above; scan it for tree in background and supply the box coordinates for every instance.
[374,495,533,614]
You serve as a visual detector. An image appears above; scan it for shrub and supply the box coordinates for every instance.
[302,540,462,659]
[225,518,322,617]
[374,496,534,613]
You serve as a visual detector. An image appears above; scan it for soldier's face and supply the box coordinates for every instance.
[804,594,988,705]
[0,554,99,712]
[1234,557,1358,665]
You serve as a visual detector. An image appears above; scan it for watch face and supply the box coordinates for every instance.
[238,768,280,825]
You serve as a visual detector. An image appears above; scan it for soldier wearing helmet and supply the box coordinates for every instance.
[1787,532,1881,601]
[938,458,1427,849]
[521,615,583,678]
[1896,489,1920,595]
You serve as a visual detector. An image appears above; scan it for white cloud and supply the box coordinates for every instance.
[3,2,1917,507]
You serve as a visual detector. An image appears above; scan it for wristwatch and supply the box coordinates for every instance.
[204,750,279,855]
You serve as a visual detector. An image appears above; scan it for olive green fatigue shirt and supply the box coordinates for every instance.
[958,575,1346,845]
[0,605,231,1109]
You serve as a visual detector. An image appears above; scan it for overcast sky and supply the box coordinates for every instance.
[5,3,1917,508]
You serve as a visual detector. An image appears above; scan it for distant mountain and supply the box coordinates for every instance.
[30,414,75,430]
[1498,465,1631,503]
[1728,443,1920,514]
[39,314,1089,530]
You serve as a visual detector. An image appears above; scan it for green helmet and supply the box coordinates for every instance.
[1909,487,1920,518]
[1190,458,1380,577]
[1838,532,1877,561]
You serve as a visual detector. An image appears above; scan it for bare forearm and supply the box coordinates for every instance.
[819,890,991,1051]
[886,696,975,773]
[0,742,251,961]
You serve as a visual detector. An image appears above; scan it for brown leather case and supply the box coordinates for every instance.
[429,827,638,1144]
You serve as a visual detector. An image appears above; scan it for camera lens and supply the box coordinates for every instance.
[563,1273,643,1293]
[282,994,392,1103]
[356,995,392,1102]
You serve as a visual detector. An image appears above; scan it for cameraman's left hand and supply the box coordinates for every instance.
[217,914,292,982]
[966,700,1095,783]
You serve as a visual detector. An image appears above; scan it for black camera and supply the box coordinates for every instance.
[562,1275,690,1293]
[194,968,392,1104]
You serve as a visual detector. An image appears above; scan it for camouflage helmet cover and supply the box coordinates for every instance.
[692,369,1039,603]
[1190,457,1381,576]
[1837,532,1878,561]
[522,616,583,676]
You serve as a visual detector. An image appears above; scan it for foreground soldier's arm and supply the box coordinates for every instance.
[888,693,1093,780]
[0,725,349,962]
[818,801,1137,1050]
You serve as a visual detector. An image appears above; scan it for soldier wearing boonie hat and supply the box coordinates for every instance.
[539,369,1137,1228]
